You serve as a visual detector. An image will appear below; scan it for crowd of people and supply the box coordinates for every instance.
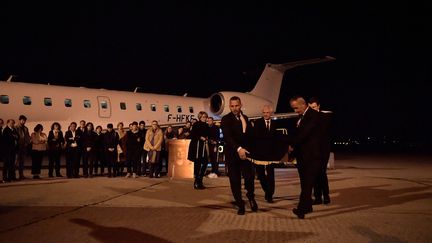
[0,116,221,182]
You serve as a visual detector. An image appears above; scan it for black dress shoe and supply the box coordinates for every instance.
[248,198,258,212]
[265,194,274,203]
[292,208,305,219]
[56,174,63,177]
[323,196,331,204]
[237,204,246,215]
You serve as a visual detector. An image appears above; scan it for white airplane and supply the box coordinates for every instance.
[0,56,335,131]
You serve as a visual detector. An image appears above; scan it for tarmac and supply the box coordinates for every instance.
[0,152,431,243]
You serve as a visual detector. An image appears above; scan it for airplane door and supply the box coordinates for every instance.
[97,96,111,118]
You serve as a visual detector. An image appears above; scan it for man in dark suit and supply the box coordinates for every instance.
[221,96,257,215]
[308,97,332,205]
[289,96,326,219]
[2,119,19,182]
[250,104,283,203]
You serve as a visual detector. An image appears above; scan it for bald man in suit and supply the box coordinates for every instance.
[289,96,327,219]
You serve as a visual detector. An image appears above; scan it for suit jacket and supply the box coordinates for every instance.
[65,130,80,149]
[2,126,19,153]
[293,107,325,167]
[249,118,287,161]
[220,112,251,162]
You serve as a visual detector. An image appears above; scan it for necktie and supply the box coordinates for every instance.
[239,114,247,133]
[266,120,270,131]
[296,115,303,128]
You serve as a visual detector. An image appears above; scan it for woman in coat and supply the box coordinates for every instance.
[187,111,210,189]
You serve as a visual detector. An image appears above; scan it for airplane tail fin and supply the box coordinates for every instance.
[249,56,335,109]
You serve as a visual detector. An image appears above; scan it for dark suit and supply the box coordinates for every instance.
[2,126,19,181]
[313,111,332,202]
[249,118,282,200]
[65,130,81,178]
[292,107,326,213]
[221,112,255,204]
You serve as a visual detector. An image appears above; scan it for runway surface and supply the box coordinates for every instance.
[1,152,431,242]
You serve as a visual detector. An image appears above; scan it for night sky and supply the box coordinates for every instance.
[1,2,431,143]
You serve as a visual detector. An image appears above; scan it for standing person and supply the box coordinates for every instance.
[103,123,119,177]
[125,121,141,178]
[47,122,64,177]
[206,117,220,178]
[138,121,147,176]
[220,96,257,215]
[116,122,127,176]
[93,125,105,176]
[187,111,210,189]
[65,122,80,178]
[82,122,96,178]
[250,104,280,203]
[308,97,332,205]
[76,120,86,176]
[15,115,31,180]
[182,122,192,139]
[289,96,326,219]
[30,124,47,179]
[144,120,163,178]
[2,119,19,182]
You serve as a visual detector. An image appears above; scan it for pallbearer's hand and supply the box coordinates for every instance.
[238,148,250,160]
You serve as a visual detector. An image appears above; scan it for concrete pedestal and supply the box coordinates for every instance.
[167,139,194,179]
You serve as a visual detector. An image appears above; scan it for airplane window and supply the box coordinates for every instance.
[177,106,182,113]
[120,102,127,110]
[136,103,142,111]
[65,98,72,107]
[189,106,194,113]
[0,95,10,104]
[151,104,156,112]
[44,98,52,106]
[84,100,91,108]
[164,105,169,112]
[100,101,108,109]
[23,96,32,105]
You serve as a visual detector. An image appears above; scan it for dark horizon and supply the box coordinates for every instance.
[1,2,431,143]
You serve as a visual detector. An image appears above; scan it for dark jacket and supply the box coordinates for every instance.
[187,121,210,161]
[48,130,65,151]
[103,130,119,150]
[2,126,19,153]
[292,107,325,167]
[65,130,80,149]
[82,131,97,150]
[249,118,287,161]
[220,112,252,163]
[126,130,141,156]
